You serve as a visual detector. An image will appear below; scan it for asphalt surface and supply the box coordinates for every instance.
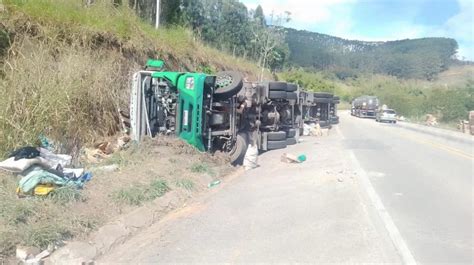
[338,112,473,264]
[99,112,472,264]
[99,127,400,263]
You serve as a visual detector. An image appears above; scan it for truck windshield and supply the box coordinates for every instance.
[384,110,396,114]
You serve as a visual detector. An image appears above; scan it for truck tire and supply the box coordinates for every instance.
[230,133,248,165]
[286,137,297,145]
[267,131,287,141]
[286,83,298,92]
[287,128,297,138]
[269,91,287,99]
[214,71,243,100]
[286,92,298,100]
[268,81,287,91]
[267,140,287,150]
[313,92,333,98]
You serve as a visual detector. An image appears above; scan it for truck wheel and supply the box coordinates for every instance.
[269,91,287,99]
[230,133,248,166]
[267,131,287,141]
[286,137,297,145]
[267,140,287,150]
[287,128,297,138]
[286,92,298,100]
[269,81,287,91]
[286,83,298,92]
[214,71,243,100]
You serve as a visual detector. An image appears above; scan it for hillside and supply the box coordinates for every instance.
[0,0,264,157]
[285,28,458,80]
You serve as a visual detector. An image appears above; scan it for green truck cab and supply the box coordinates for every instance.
[130,60,247,163]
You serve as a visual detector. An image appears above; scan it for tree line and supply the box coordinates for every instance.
[92,0,460,80]
[286,28,458,80]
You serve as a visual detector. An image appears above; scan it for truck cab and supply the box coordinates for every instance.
[130,60,248,164]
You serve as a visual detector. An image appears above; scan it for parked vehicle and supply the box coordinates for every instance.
[352,96,379,118]
[376,109,397,123]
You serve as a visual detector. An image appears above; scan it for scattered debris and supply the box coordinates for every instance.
[208,180,221,188]
[458,120,470,134]
[425,114,438,126]
[82,134,131,164]
[281,153,306,163]
[303,123,330,137]
[243,144,258,170]
[92,164,120,172]
[9,146,40,161]
[397,115,406,121]
[0,146,91,197]
[16,246,41,262]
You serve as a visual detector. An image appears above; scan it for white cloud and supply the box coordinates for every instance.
[242,0,473,60]
[241,0,356,24]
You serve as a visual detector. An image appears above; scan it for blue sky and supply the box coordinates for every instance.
[240,0,473,60]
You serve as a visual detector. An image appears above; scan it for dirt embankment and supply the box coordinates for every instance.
[0,137,235,262]
[0,1,258,262]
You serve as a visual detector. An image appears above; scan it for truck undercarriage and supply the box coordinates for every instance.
[130,60,339,165]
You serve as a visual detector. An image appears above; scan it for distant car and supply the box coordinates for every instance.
[376,109,397,123]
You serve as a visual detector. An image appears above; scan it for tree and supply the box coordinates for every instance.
[253,11,290,80]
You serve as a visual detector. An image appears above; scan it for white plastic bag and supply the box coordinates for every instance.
[0,157,47,173]
[243,144,258,170]
[39,148,72,168]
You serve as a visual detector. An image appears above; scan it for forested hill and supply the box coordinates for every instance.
[286,28,458,80]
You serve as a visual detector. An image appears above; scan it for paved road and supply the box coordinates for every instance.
[339,112,473,264]
[99,128,400,263]
[99,112,472,264]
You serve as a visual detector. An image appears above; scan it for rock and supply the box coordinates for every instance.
[16,246,41,261]
[49,242,96,265]
[337,178,344,182]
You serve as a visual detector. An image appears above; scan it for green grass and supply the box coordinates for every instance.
[112,178,170,206]
[0,174,98,257]
[190,162,216,176]
[47,186,84,205]
[0,0,263,157]
[174,178,195,191]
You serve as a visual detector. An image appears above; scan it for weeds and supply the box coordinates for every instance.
[21,223,72,249]
[174,178,195,191]
[190,162,216,176]
[112,178,170,206]
[47,186,84,205]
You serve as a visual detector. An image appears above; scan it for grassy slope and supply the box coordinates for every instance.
[0,0,263,157]
[0,0,256,259]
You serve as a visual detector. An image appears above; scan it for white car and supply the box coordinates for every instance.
[376,109,397,123]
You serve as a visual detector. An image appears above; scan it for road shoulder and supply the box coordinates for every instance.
[98,127,401,263]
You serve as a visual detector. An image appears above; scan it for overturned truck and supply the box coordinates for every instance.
[299,91,339,128]
[130,60,338,164]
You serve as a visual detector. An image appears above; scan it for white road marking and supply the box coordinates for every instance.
[335,125,417,265]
